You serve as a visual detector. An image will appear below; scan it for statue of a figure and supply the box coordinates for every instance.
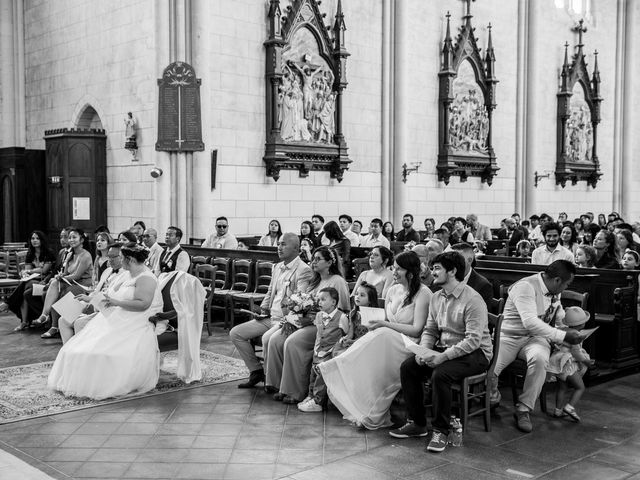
[124,112,137,150]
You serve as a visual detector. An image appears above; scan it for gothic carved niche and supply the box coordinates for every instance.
[556,20,602,188]
[264,0,350,182]
[437,2,499,186]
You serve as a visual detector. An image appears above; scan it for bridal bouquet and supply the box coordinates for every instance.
[280,291,317,337]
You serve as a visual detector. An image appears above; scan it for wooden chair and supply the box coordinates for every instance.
[189,255,209,276]
[451,313,504,431]
[209,257,232,328]
[0,252,9,279]
[211,259,253,329]
[194,263,217,335]
[229,260,274,328]
[14,250,28,277]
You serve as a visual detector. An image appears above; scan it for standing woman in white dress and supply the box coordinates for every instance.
[319,251,432,429]
[48,243,163,400]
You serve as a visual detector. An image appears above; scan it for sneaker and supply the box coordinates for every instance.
[389,421,428,438]
[513,410,533,433]
[551,408,565,418]
[563,404,581,422]
[298,400,323,412]
[426,431,447,452]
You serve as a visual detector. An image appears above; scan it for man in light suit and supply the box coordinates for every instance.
[230,232,313,388]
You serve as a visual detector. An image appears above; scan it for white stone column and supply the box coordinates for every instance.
[621,0,635,218]
[380,0,393,222]
[523,0,539,217]
[612,0,626,214]
[391,0,409,224]
[514,0,529,216]
[0,0,25,148]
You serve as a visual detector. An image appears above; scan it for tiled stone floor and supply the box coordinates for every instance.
[1,313,640,479]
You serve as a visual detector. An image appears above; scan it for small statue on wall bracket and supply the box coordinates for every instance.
[124,112,138,160]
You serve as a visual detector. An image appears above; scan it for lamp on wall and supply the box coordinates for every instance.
[402,162,422,183]
[150,167,163,178]
[534,170,552,188]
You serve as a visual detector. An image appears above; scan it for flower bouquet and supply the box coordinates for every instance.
[280,291,317,337]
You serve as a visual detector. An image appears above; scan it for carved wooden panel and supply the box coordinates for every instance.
[263,0,350,182]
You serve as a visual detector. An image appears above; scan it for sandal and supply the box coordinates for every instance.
[41,327,59,339]
[13,323,29,332]
[33,314,50,326]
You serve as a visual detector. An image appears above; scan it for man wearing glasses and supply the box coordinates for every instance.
[202,216,239,249]
[141,228,163,276]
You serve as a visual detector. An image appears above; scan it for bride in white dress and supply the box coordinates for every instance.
[319,251,432,429]
[48,243,163,400]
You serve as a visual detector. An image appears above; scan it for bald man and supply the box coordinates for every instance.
[142,228,163,276]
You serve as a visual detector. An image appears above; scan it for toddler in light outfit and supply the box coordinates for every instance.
[547,306,593,421]
[297,287,349,413]
[333,282,378,357]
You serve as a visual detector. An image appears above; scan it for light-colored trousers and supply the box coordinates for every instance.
[493,335,551,411]
[59,313,95,344]
[265,325,317,401]
[229,318,279,373]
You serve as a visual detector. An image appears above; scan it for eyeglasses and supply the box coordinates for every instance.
[141,234,150,238]
[216,225,228,229]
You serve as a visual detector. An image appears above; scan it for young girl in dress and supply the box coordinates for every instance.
[547,306,593,421]
[334,282,379,356]
[299,238,314,264]
[620,249,640,319]
[297,287,349,412]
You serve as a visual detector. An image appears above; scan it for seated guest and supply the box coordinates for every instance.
[528,213,552,246]
[592,230,621,269]
[118,230,137,244]
[390,252,492,453]
[48,243,163,400]
[202,216,238,249]
[581,223,600,246]
[497,217,525,249]
[59,243,129,343]
[395,214,421,243]
[574,245,597,268]
[490,260,583,433]
[322,221,351,275]
[258,219,282,247]
[352,245,394,298]
[297,287,350,413]
[531,222,574,265]
[130,220,146,245]
[514,239,533,259]
[361,218,391,248]
[299,238,314,264]
[413,239,444,289]
[352,220,363,237]
[450,217,474,245]
[450,242,493,309]
[559,224,579,254]
[615,229,638,261]
[312,214,329,246]
[299,220,318,247]
[229,233,313,388]
[142,228,163,276]
[432,228,451,251]
[382,221,395,242]
[34,228,94,339]
[422,217,436,241]
[93,232,112,285]
[8,230,56,331]
[161,226,191,273]
[265,246,350,404]
[319,251,432,429]
[466,214,492,247]
[339,214,361,247]
[573,217,585,242]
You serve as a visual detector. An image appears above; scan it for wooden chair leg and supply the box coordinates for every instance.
[511,375,519,406]
[461,381,469,432]
[539,383,548,413]
[227,296,234,330]
[483,382,491,432]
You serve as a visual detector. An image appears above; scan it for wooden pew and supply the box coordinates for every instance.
[182,245,279,263]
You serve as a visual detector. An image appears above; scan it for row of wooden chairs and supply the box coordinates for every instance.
[0,250,28,279]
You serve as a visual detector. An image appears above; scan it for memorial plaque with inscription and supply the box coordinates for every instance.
[156,61,204,152]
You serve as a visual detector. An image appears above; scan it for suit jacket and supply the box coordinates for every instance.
[261,256,313,313]
[467,269,494,310]
[496,228,524,247]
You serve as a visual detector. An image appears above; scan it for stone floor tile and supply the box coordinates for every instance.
[173,462,227,479]
[324,435,367,451]
[155,423,203,436]
[166,413,210,424]
[350,444,449,477]
[224,463,276,479]
[289,459,396,480]
[114,422,161,436]
[101,434,153,449]
[74,461,132,478]
[14,434,70,449]
[406,463,507,480]
[198,423,243,437]
[182,448,233,463]
[148,435,197,449]
[204,413,246,424]
[537,459,631,480]
[280,435,324,450]
[234,434,282,450]
[229,448,279,464]
[74,422,122,436]
[123,461,180,479]
[134,448,190,463]
[89,448,141,463]
[125,413,171,423]
[276,449,324,465]
[45,460,84,475]
[90,412,134,423]
[192,435,238,449]
[587,444,640,474]
[45,447,97,462]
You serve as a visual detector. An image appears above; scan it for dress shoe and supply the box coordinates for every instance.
[282,396,300,405]
[513,410,533,433]
[41,327,59,339]
[264,386,278,394]
[237,369,264,389]
[273,392,286,401]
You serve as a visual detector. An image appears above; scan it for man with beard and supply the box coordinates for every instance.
[531,222,574,265]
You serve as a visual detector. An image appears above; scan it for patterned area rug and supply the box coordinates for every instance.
[0,350,248,424]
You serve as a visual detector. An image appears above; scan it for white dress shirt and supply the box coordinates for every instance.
[360,234,390,248]
[531,244,575,265]
[202,232,238,249]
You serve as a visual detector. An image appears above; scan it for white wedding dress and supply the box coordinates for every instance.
[48,270,163,400]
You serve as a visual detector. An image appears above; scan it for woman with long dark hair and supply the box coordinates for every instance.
[319,251,432,429]
[264,246,350,404]
[93,232,113,284]
[299,220,317,247]
[34,227,94,338]
[593,230,621,269]
[560,224,579,254]
[322,220,351,275]
[7,231,56,331]
[382,221,395,242]
[258,219,283,247]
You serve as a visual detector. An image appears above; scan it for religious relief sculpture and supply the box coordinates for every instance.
[264,0,350,182]
[437,2,499,186]
[556,20,602,188]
